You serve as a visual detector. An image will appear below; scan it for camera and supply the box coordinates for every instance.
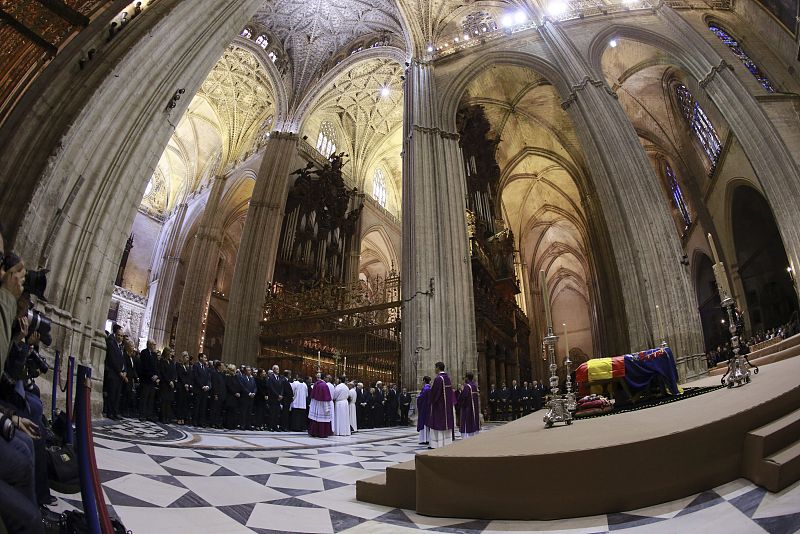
[26,309,52,347]
[2,252,48,301]
[0,414,15,442]
[26,346,49,379]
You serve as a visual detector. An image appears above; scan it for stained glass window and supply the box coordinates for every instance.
[316,121,337,158]
[373,168,387,208]
[665,163,691,229]
[240,27,252,39]
[709,24,775,92]
[255,34,268,49]
[675,84,722,166]
[268,51,277,63]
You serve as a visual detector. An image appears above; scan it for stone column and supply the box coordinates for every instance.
[223,133,298,364]
[540,21,704,358]
[174,176,227,355]
[401,61,477,388]
[147,202,188,347]
[655,5,800,295]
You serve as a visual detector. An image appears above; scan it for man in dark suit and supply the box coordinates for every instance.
[209,361,227,428]
[532,379,544,411]
[255,368,269,430]
[240,366,257,430]
[399,387,412,426]
[372,383,385,428]
[498,382,510,421]
[488,383,498,421]
[158,349,177,423]
[386,383,399,426]
[356,382,368,429]
[280,370,294,431]
[266,365,283,431]
[191,353,211,426]
[104,324,125,420]
[138,340,159,421]
[509,379,521,420]
[225,366,245,429]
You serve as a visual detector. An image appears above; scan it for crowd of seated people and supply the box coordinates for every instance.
[705,313,799,369]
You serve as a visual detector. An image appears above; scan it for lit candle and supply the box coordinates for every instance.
[707,233,721,265]
[540,270,552,329]
[317,350,321,372]
[563,322,569,359]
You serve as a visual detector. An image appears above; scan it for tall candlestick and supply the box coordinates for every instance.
[343,356,347,375]
[563,322,569,359]
[540,270,552,329]
[317,350,321,373]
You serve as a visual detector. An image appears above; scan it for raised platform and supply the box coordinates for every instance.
[357,355,800,520]
[709,333,800,377]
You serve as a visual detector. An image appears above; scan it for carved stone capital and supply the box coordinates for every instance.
[560,76,617,109]
[411,124,460,140]
[699,60,734,88]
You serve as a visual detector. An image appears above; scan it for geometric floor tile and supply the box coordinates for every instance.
[176,476,288,506]
[78,419,800,534]
[104,473,188,507]
[246,502,334,533]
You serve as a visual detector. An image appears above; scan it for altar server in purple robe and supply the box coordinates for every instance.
[308,373,333,438]
[416,376,432,444]
[428,362,456,449]
[458,372,481,439]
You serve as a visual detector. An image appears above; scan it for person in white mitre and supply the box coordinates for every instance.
[332,376,351,436]
[347,381,358,433]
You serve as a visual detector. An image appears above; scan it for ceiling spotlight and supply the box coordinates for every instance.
[609,39,618,47]
[454,37,459,42]
[501,14,514,27]
[463,34,470,41]
[380,86,391,97]
[548,1,568,16]
[514,10,527,24]
[427,44,434,52]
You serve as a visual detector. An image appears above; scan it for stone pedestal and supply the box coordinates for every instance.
[224,133,298,363]
[401,61,477,389]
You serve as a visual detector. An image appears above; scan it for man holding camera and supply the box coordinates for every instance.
[0,229,47,533]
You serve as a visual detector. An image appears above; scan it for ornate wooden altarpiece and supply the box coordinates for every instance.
[458,104,532,410]
[259,154,401,385]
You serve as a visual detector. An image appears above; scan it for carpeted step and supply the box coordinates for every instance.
[758,440,800,492]
[743,407,800,491]
[356,459,416,509]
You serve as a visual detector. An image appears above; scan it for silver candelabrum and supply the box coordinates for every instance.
[720,295,759,388]
[543,326,575,428]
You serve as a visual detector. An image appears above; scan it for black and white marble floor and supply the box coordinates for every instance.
[50,419,800,534]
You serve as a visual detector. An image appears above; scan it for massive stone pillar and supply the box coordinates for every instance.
[147,202,188,347]
[401,61,477,389]
[224,133,298,363]
[654,5,800,296]
[540,21,704,358]
[174,176,227,355]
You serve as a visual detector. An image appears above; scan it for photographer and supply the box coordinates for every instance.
[0,228,45,533]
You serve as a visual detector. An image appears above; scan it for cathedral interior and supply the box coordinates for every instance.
[2,0,800,532]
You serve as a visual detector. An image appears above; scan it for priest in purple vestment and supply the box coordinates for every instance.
[308,373,333,438]
[458,372,481,438]
[416,376,432,444]
[428,361,456,449]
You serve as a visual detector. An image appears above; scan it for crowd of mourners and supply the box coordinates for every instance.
[102,324,416,432]
[705,314,799,368]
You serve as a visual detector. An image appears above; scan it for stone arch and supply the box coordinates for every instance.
[439,50,570,134]
[729,184,799,332]
[231,36,290,130]
[292,46,408,132]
